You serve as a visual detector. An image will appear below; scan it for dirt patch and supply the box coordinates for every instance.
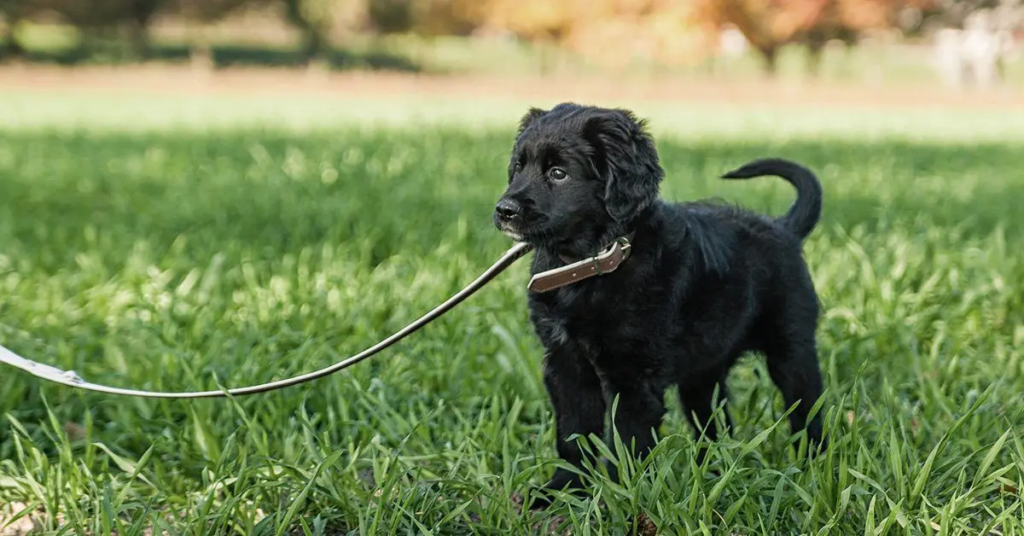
[1,503,40,536]
[1,64,1023,111]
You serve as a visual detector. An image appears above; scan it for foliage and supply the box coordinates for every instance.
[0,94,1023,534]
[688,0,933,74]
[5,0,1023,71]
[421,0,490,36]
[33,0,163,57]
[478,0,714,68]
[363,0,491,37]
[277,0,339,60]
[0,0,32,56]
[168,0,262,23]
[365,0,413,33]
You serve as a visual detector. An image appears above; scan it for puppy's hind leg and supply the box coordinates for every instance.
[764,331,826,454]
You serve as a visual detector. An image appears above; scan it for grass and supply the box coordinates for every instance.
[0,92,1023,535]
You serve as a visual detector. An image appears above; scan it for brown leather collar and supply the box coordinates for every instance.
[527,233,635,293]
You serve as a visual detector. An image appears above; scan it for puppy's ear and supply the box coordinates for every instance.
[516,107,548,138]
[584,109,664,224]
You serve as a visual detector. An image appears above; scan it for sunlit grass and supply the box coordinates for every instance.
[3,90,1024,143]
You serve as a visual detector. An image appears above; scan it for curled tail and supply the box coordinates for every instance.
[721,157,823,239]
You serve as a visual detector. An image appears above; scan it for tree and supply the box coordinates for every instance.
[482,0,713,72]
[180,0,353,65]
[478,0,577,73]
[0,0,31,59]
[689,0,836,75]
[39,0,164,59]
[483,0,576,41]
[797,0,912,75]
[406,0,491,36]
[365,0,412,33]
[125,0,163,57]
[279,0,338,62]
[689,0,931,76]
[170,0,265,67]
[171,0,257,22]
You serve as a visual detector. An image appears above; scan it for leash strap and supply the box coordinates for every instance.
[0,242,532,399]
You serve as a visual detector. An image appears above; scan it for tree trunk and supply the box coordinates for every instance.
[284,0,327,65]
[538,38,552,76]
[758,46,778,77]
[300,26,325,63]
[2,17,25,60]
[127,19,149,61]
[128,0,160,61]
[77,28,98,61]
[805,42,824,77]
[189,25,213,72]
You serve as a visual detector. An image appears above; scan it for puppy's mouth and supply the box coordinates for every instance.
[496,221,526,242]
[502,230,525,241]
[494,211,551,244]
[498,225,556,247]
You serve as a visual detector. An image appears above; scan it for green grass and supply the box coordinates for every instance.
[1,94,1023,535]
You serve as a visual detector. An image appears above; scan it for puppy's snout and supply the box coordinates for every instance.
[495,198,522,220]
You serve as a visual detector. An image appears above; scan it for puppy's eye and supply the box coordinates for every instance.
[548,168,568,181]
[514,162,523,173]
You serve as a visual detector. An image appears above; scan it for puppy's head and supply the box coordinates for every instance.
[493,103,664,252]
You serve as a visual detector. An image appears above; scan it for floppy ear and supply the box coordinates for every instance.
[584,109,664,224]
[516,107,548,139]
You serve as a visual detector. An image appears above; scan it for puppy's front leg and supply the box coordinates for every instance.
[604,372,668,473]
[533,347,605,507]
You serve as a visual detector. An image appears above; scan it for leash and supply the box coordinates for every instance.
[0,242,533,399]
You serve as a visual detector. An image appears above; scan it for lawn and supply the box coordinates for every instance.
[1,91,1022,535]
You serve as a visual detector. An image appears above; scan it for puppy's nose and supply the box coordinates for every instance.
[495,198,521,220]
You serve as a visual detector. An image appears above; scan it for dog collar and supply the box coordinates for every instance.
[527,233,634,293]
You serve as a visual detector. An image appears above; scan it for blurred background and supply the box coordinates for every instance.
[1,0,1022,104]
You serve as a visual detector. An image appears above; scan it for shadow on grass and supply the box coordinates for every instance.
[1,42,423,72]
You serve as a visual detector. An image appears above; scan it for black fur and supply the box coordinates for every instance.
[493,103,827,508]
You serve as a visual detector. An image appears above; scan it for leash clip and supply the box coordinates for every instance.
[0,345,86,385]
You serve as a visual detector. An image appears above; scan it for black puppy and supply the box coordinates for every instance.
[493,103,826,507]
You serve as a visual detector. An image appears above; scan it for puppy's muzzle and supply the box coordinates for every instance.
[494,198,522,223]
